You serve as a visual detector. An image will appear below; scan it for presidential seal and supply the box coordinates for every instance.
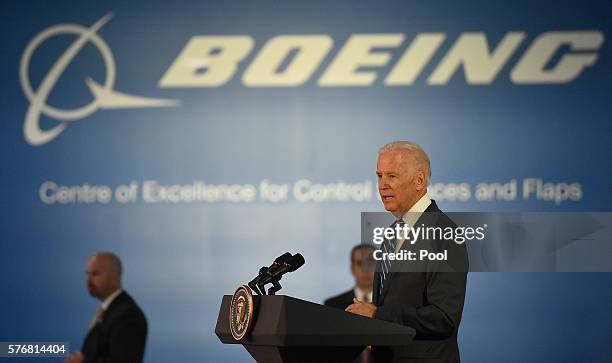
[229,285,254,340]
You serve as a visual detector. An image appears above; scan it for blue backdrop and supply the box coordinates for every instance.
[1,1,611,362]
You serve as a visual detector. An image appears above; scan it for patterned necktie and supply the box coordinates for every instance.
[379,219,405,297]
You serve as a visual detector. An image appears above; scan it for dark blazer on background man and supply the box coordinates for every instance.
[372,200,468,363]
[324,289,355,310]
[82,291,148,363]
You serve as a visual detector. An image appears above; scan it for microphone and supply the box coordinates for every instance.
[257,253,305,295]
[263,253,304,281]
[248,253,305,295]
[272,253,305,276]
[248,252,292,294]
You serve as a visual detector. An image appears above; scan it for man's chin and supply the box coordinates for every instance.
[384,207,405,218]
[382,203,397,213]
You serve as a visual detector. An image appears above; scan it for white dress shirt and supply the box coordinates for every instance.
[354,286,373,303]
[101,288,123,311]
[89,288,123,329]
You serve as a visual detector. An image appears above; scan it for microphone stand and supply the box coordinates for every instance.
[248,266,268,295]
[266,279,282,295]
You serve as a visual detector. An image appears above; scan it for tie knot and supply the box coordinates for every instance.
[391,219,405,228]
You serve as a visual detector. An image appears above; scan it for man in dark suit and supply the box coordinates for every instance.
[324,244,376,309]
[65,253,148,363]
[346,141,468,363]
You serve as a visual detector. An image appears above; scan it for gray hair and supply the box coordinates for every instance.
[379,141,431,185]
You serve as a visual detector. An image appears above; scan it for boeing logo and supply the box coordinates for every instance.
[21,13,604,146]
[20,13,179,146]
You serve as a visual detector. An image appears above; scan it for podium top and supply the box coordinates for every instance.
[216,295,415,347]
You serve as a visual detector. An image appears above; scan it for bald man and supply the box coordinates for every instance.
[65,253,147,363]
[346,141,468,363]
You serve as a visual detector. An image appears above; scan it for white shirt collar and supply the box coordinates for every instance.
[400,193,432,226]
[353,286,373,303]
[406,193,432,215]
[101,288,123,311]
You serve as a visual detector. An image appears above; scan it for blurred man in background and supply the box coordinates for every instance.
[65,252,147,363]
[325,244,375,309]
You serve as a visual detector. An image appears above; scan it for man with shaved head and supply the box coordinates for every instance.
[65,253,147,363]
[346,141,468,363]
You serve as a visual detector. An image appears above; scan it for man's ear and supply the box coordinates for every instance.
[414,170,426,191]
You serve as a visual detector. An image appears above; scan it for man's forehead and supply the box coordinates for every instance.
[354,248,374,260]
[87,257,100,268]
[378,150,409,169]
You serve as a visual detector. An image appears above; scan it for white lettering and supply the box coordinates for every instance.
[243,35,333,86]
[159,36,254,87]
[511,31,604,83]
[319,34,404,86]
[428,32,525,85]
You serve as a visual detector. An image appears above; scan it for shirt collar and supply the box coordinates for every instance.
[400,193,432,224]
[408,193,432,214]
[101,288,123,311]
[353,286,373,303]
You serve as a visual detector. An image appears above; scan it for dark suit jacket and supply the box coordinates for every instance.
[82,291,148,363]
[372,200,468,363]
[324,289,355,310]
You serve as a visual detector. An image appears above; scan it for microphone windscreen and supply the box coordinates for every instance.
[274,252,293,264]
[288,253,305,271]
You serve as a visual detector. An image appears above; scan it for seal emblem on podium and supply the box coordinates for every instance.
[229,285,254,340]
